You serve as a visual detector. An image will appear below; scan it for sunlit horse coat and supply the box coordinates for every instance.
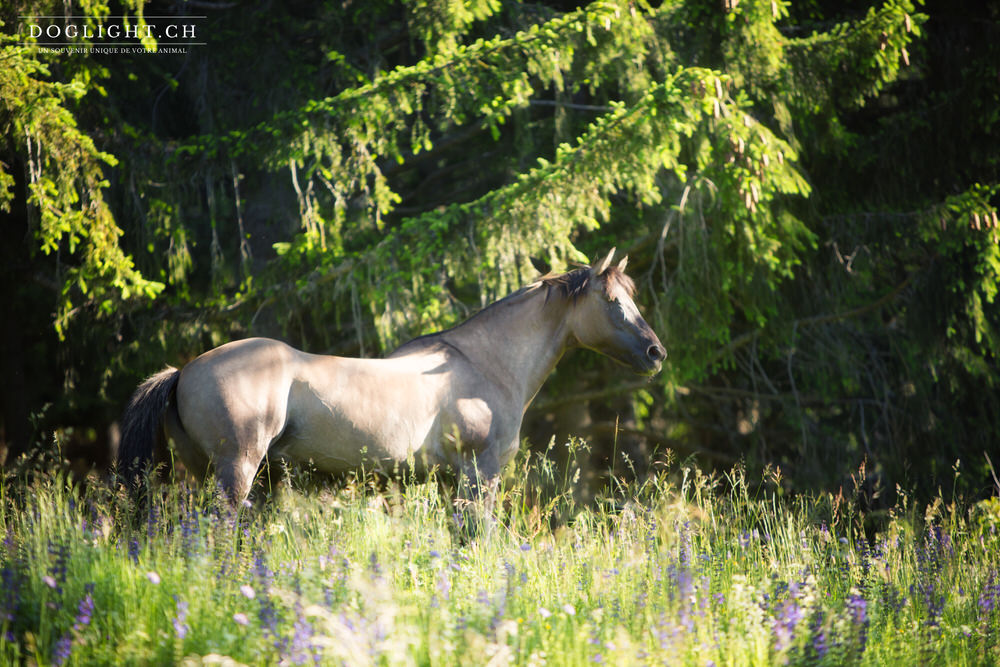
[118,250,665,503]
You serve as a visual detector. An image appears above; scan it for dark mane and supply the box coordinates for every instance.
[538,265,636,301]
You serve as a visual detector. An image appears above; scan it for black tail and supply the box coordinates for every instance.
[117,367,180,487]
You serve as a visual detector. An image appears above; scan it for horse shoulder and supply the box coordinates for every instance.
[440,352,522,457]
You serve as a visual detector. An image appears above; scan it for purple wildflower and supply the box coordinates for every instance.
[678,521,693,567]
[436,571,451,602]
[476,589,490,607]
[368,552,382,580]
[0,566,21,625]
[48,584,96,665]
[173,596,189,640]
[772,600,804,652]
[146,503,159,540]
[289,602,318,666]
[883,585,907,616]
[52,632,73,666]
[847,594,868,652]
[253,550,283,649]
[127,539,140,564]
[810,609,828,659]
[74,585,94,631]
[180,513,200,557]
[47,541,69,592]
[978,572,999,619]
[253,550,274,593]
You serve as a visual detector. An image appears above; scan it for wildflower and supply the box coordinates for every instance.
[146,571,161,585]
[0,566,21,625]
[562,603,576,616]
[43,575,58,589]
[772,600,803,652]
[847,593,869,651]
[253,550,274,593]
[978,572,999,618]
[678,521,692,567]
[289,602,317,666]
[233,612,250,626]
[173,596,189,640]
[539,606,552,619]
[47,541,69,587]
[810,609,828,659]
[520,543,532,552]
[74,585,95,631]
[437,571,451,602]
[253,552,280,638]
[52,632,73,666]
[180,514,200,557]
[240,584,256,599]
[128,539,140,564]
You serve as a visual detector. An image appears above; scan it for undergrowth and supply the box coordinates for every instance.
[1,439,998,665]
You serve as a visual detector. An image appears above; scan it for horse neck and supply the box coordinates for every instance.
[443,286,573,407]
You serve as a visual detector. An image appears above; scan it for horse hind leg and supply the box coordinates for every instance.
[163,402,211,483]
[174,406,284,506]
[211,453,260,506]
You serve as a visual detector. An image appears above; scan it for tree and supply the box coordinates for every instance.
[1,0,996,501]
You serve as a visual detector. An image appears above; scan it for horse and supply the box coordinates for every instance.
[117,249,665,504]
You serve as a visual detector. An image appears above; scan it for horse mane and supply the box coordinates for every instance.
[390,263,635,356]
[534,265,636,302]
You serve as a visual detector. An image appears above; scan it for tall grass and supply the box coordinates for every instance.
[1,440,998,665]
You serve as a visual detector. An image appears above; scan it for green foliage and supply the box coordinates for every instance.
[0,455,998,664]
[0,24,163,336]
[3,0,998,498]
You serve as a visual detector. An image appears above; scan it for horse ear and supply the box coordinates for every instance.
[616,255,628,273]
[592,247,616,275]
[529,256,551,276]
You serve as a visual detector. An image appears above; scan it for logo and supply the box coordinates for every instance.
[18,15,206,54]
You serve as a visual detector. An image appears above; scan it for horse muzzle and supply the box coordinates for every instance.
[624,341,665,376]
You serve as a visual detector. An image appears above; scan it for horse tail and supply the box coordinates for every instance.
[117,367,180,487]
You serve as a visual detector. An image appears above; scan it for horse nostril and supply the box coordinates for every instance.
[648,345,666,362]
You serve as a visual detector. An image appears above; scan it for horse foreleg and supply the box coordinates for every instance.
[454,453,501,538]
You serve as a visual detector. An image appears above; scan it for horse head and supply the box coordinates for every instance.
[567,248,666,376]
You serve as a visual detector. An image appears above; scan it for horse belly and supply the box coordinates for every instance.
[275,369,446,474]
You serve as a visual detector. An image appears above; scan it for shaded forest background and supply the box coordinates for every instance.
[1,0,997,503]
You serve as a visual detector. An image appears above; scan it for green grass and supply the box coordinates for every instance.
[1,441,999,665]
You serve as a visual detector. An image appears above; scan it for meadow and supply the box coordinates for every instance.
[1,440,998,666]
